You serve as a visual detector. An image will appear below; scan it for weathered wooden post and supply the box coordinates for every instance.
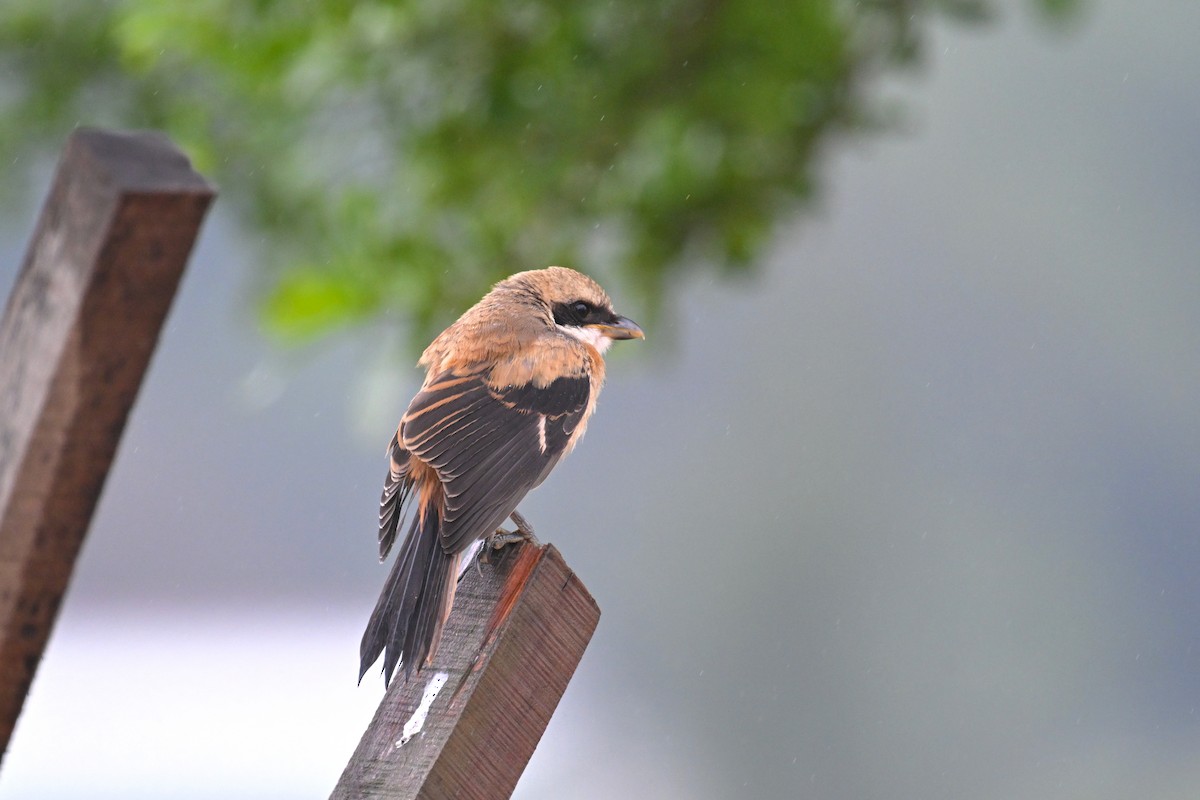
[0,128,215,758]
[334,542,600,799]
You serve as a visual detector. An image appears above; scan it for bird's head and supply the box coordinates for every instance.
[507,266,644,354]
[420,266,644,371]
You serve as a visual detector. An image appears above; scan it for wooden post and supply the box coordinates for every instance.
[0,128,214,757]
[334,542,601,800]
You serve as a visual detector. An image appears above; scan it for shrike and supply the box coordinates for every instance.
[359,266,643,686]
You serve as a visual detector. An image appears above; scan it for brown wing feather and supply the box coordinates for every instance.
[378,432,412,559]
[401,367,591,554]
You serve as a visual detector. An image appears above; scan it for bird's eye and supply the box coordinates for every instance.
[572,301,590,317]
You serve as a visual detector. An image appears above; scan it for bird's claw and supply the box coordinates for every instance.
[479,511,540,565]
[507,510,539,543]
[486,530,530,551]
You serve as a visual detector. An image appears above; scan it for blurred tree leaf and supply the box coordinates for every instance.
[0,0,1080,347]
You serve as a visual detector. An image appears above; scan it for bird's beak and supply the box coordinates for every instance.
[588,315,645,341]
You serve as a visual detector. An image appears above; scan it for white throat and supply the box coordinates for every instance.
[558,324,613,354]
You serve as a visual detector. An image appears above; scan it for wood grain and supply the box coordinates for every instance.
[334,542,601,799]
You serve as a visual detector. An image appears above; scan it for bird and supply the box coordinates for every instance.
[359,266,644,687]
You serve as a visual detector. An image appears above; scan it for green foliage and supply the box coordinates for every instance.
[0,0,1081,346]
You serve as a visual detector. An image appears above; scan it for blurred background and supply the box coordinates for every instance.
[2,1,1200,797]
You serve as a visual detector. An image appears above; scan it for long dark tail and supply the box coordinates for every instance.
[359,487,457,687]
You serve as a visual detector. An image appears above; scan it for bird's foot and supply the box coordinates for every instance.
[480,511,540,565]
[485,530,528,551]
[506,510,540,545]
